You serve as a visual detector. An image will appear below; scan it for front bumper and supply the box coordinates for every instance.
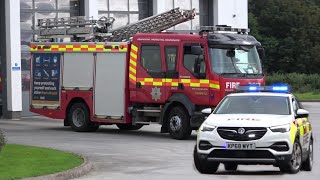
[197,150,292,165]
[197,128,293,165]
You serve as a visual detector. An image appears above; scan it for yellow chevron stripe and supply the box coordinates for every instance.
[129,66,136,74]
[129,74,136,81]
[130,52,137,59]
[130,59,137,66]
[131,44,138,52]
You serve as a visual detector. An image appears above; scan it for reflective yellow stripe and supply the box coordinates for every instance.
[129,74,136,81]
[171,82,179,87]
[153,82,162,86]
[210,84,220,89]
[129,66,136,74]
[181,79,191,83]
[144,78,153,82]
[131,44,138,52]
[306,123,310,133]
[199,79,209,84]
[130,52,137,59]
[96,45,104,49]
[290,122,298,143]
[190,83,200,87]
[130,59,137,66]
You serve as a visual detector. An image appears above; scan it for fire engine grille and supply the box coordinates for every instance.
[217,127,267,141]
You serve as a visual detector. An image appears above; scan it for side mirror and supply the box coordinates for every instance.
[191,46,202,55]
[201,108,212,114]
[296,109,309,118]
[257,46,265,60]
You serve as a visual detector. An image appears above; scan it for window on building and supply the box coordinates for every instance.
[97,0,151,28]
[183,44,206,78]
[165,46,177,71]
[141,45,162,73]
[20,0,79,91]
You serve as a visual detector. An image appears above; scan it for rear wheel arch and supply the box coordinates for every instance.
[65,98,91,121]
[65,98,98,132]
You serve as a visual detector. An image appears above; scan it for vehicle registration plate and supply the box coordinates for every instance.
[226,143,256,150]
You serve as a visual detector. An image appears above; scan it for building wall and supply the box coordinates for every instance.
[20,0,80,116]
[97,0,152,28]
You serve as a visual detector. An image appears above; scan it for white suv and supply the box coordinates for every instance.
[194,86,313,174]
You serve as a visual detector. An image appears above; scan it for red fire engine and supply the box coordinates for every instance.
[30,8,265,139]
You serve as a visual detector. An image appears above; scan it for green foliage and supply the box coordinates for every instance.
[266,73,320,93]
[0,130,6,153]
[0,144,83,180]
[249,0,320,73]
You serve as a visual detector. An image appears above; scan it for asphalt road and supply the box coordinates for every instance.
[0,102,319,180]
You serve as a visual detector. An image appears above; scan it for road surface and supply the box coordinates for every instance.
[0,102,319,180]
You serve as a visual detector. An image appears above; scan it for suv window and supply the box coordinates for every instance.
[183,44,206,79]
[141,45,162,72]
[292,98,300,114]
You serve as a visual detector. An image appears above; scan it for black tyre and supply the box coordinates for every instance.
[193,145,219,174]
[279,139,302,174]
[116,124,143,130]
[224,163,238,171]
[68,102,99,132]
[167,106,192,140]
[302,138,313,171]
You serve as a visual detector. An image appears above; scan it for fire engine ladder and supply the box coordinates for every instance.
[105,7,196,42]
[35,7,195,42]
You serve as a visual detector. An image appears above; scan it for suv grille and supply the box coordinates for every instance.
[217,127,267,141]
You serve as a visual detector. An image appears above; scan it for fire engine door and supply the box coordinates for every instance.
[135,44,167,103]
[177,43,210,105]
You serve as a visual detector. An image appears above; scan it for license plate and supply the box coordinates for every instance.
[226,143,256,150]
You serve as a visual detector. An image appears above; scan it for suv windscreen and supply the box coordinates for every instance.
[215,96,291,115]
[209,47,262,76]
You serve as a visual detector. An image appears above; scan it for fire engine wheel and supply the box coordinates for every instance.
[68,102,99,132]
[116,124,143,130]
[167,106,192,140]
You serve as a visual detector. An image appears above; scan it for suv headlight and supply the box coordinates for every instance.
[270,124,291,133]
[200,123,216,132]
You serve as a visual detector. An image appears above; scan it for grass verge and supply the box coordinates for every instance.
[294,92,320,101]
[0,144,83,180]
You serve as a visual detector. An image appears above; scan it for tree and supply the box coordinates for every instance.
[249,0,320,74]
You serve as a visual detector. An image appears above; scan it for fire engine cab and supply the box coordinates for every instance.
[30,8,265,139]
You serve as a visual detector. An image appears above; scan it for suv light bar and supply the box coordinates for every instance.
[236,85,290,93]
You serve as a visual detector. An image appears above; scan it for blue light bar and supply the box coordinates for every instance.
[236,84,290,93]
[272,86,289,92]
[249,86,258,91]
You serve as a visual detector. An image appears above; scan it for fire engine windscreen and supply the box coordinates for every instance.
[209,47,262,76]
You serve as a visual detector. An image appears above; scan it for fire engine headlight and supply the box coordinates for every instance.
[200,123,216,132]
[270,124,291,133]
